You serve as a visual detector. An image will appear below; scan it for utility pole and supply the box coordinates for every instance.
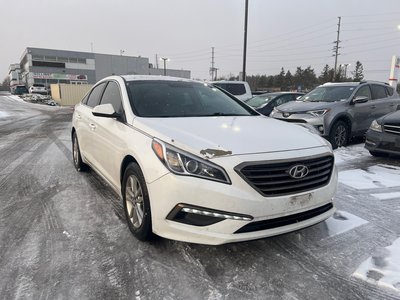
[333,16,341,81]
[210,47,217,81]
[160,57,169,76]
[242,0,249,82]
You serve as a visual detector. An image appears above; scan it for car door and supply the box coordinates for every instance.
[76,82,107,165]
[371,84,394,123]
[90,80,127,188]
[350,85,373,133]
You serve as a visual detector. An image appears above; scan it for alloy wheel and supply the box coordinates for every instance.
[125,175,144,228]
[334,124,347,147]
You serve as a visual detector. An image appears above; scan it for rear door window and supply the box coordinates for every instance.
[386,86,394,96]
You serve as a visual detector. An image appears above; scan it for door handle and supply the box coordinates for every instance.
[370,105,376,109]
[75,114,82,120]
[89,123,97,130]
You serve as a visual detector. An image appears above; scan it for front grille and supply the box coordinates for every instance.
[234,203,333,233]
[384,124,400,135]
[235,155,334,197]
[276,118,307,123]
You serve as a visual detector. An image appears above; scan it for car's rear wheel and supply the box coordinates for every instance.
[329,121,349,149]
[122,163,153,241]
[72,132,88,172]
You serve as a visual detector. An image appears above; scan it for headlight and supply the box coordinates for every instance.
[152,139,231,184]
[369,120,382,132]
[307,109,330,117]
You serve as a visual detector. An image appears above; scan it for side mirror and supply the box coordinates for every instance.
[352,96,369,104]
[92,103,120,118]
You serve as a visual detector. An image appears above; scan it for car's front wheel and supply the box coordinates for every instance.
[329,121,349,149]
[72,132,88,172]
[122,163,153,241]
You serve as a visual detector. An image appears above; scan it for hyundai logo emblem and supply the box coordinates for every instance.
[283,112,291,118]
[288,164,309,179]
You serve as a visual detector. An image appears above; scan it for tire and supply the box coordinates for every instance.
[72,132,89,172]
[329,121,349,149]
[122,163,153,241]
[369,150,388,157]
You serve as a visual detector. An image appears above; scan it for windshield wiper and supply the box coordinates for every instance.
[210,112,247,116]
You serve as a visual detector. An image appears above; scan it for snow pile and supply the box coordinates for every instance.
[353,238,400,293]
[339,164,400,190]
[334,144,369,165]
[324,210,368,237]
[371,192,400,200]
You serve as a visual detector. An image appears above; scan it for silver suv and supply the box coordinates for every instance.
[270,81,400,148]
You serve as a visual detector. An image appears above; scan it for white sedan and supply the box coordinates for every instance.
[71,75,337,245]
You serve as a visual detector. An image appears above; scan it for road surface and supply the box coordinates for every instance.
[0,92,399,299]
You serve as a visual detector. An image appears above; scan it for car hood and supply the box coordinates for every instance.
[277,101,341,113]
[380,110,400,124]
[133,116,327,158]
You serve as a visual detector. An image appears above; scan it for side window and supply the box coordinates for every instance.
[81,93,89,104]
[273,95,293,107]
[354,85,372,101]
[100,81,123,114]
[386,86,394,96]
[86,83,106,108]
[371,84,388,100]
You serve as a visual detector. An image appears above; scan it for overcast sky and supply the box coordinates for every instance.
[1,0,400,82]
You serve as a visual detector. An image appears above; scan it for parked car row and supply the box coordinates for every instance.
[11,84,48,95]
[214,80,400,156]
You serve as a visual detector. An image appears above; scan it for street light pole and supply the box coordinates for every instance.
[160,57,169,76]
[242,0,249,82]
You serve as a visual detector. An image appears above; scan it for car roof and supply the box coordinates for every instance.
[322,82,360,86]
[120,75,196,83]
[256,92,303,96]
[210,80,247,84]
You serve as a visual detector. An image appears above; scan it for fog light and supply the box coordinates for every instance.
[318,126,324,132]
[167,204,253,226]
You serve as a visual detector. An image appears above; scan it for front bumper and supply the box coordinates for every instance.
[147,147,337,245]
[365,129,400,155]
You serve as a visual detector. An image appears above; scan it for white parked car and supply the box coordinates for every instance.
[29,83,48,95]
[72,75,337,245]
[211,80,253,101]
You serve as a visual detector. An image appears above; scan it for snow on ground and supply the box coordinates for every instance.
[324,210,368,237]
[353,237,400,293]
[371,192,400,200]
[338,164,400,190]
[0,111,9,118]
[334,144,368,165]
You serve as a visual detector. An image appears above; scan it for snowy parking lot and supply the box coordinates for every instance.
[0,92,399,299]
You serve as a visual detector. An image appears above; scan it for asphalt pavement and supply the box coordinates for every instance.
[0,92,399,300]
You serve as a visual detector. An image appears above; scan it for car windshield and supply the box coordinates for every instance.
[246,94,278,108]
[126,80,257,118]
[300,86,355,102]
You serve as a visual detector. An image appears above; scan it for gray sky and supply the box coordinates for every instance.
[1,0,400,82]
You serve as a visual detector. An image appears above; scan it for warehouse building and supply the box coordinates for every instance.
[14,47,190,88]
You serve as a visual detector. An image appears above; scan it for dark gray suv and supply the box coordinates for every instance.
[270,81,400,148]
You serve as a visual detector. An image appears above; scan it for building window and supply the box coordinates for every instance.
[57,57,69,62]
[77,58,86,64]
[32,55,44,61]
[32,61,66,68]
